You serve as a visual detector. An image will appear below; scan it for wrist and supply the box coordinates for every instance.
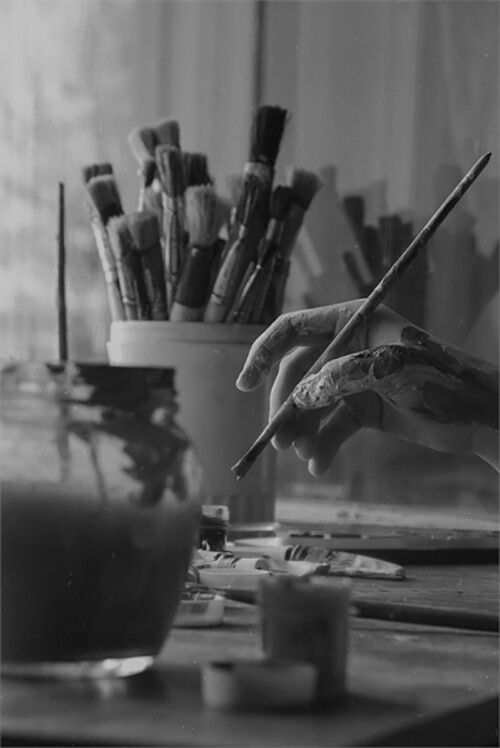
[473,427,499,471]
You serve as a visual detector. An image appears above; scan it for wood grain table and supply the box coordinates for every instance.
[2,566,498,747]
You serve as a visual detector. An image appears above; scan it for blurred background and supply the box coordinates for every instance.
[1,0,498,519]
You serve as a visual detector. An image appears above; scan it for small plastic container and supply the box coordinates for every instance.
[108,321,276,524]
[198,505,229,551]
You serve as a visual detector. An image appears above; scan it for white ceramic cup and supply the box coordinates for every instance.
[108,321,276,524]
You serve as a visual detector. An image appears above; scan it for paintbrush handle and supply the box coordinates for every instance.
[232,152,492,480]
[250,262,278,324]
[136,244,168,321]
[163,195,185,309]
[231,265,265,323]
[90,218,125,322]
[220,590,498,632]
[204,229,253,323]
[351,599,499,632]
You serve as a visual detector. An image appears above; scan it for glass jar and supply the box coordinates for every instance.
[0,361,203,678]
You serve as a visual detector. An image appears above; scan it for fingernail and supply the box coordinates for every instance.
[236,366,258,391]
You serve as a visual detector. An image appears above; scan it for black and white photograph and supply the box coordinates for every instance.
[0,1,498,746]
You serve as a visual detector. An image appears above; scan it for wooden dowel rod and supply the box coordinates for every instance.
[232,151,492,481]
[57,182,68,362]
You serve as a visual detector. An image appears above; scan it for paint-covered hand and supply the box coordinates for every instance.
[236,300,498,474]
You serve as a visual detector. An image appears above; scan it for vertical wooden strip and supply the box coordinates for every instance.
[57,181,68,362]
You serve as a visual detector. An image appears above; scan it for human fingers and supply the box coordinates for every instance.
[236,301,374,391]
[269,346,323,450]
[307,400,364,476]
[292,353,372,411]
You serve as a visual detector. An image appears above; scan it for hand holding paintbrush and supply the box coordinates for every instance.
[232,151,492,480]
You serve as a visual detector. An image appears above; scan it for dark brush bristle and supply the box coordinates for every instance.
[141,158,157,188]
[128,127,157,162]
[249,105,288,168]
[286,168,323,211]
[98,162,114,176]
[183,152,212,187]
[86,175,123,224]
[156,145,186,198]
[270,185,293,222]
[82,165,96,184]
[82,162,114,183]
[154,118,181,149]
[107,215,137,260]
[343,195,365,226]
[126,210,161,252]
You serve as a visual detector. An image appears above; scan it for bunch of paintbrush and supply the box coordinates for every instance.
[260,168,323,322]
[229,186,293,323]
[204,105,288,322]
[339,195,425,323]
[87,104,321,325]
[127,117,181,216]
[107,211,167,320]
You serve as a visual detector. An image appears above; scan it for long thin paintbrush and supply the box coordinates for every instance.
[170,186,224,321]
[203,175,261,323]
[84,173,125,321]
[230,186,293,324]
[127,211,168,321]
[232,151,492,480]
[107,216,151,320]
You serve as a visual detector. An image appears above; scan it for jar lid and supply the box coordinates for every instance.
[201,505,230,523]
[46,362,176,408]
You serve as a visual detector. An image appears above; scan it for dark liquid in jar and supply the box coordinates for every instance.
[1,481,197,663]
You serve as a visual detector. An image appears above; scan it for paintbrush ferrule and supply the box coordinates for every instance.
[243,162,273,184]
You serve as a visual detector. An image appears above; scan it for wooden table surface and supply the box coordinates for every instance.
[2,565,498,747]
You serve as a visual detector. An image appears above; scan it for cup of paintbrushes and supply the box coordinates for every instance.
[107,321,276,524]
